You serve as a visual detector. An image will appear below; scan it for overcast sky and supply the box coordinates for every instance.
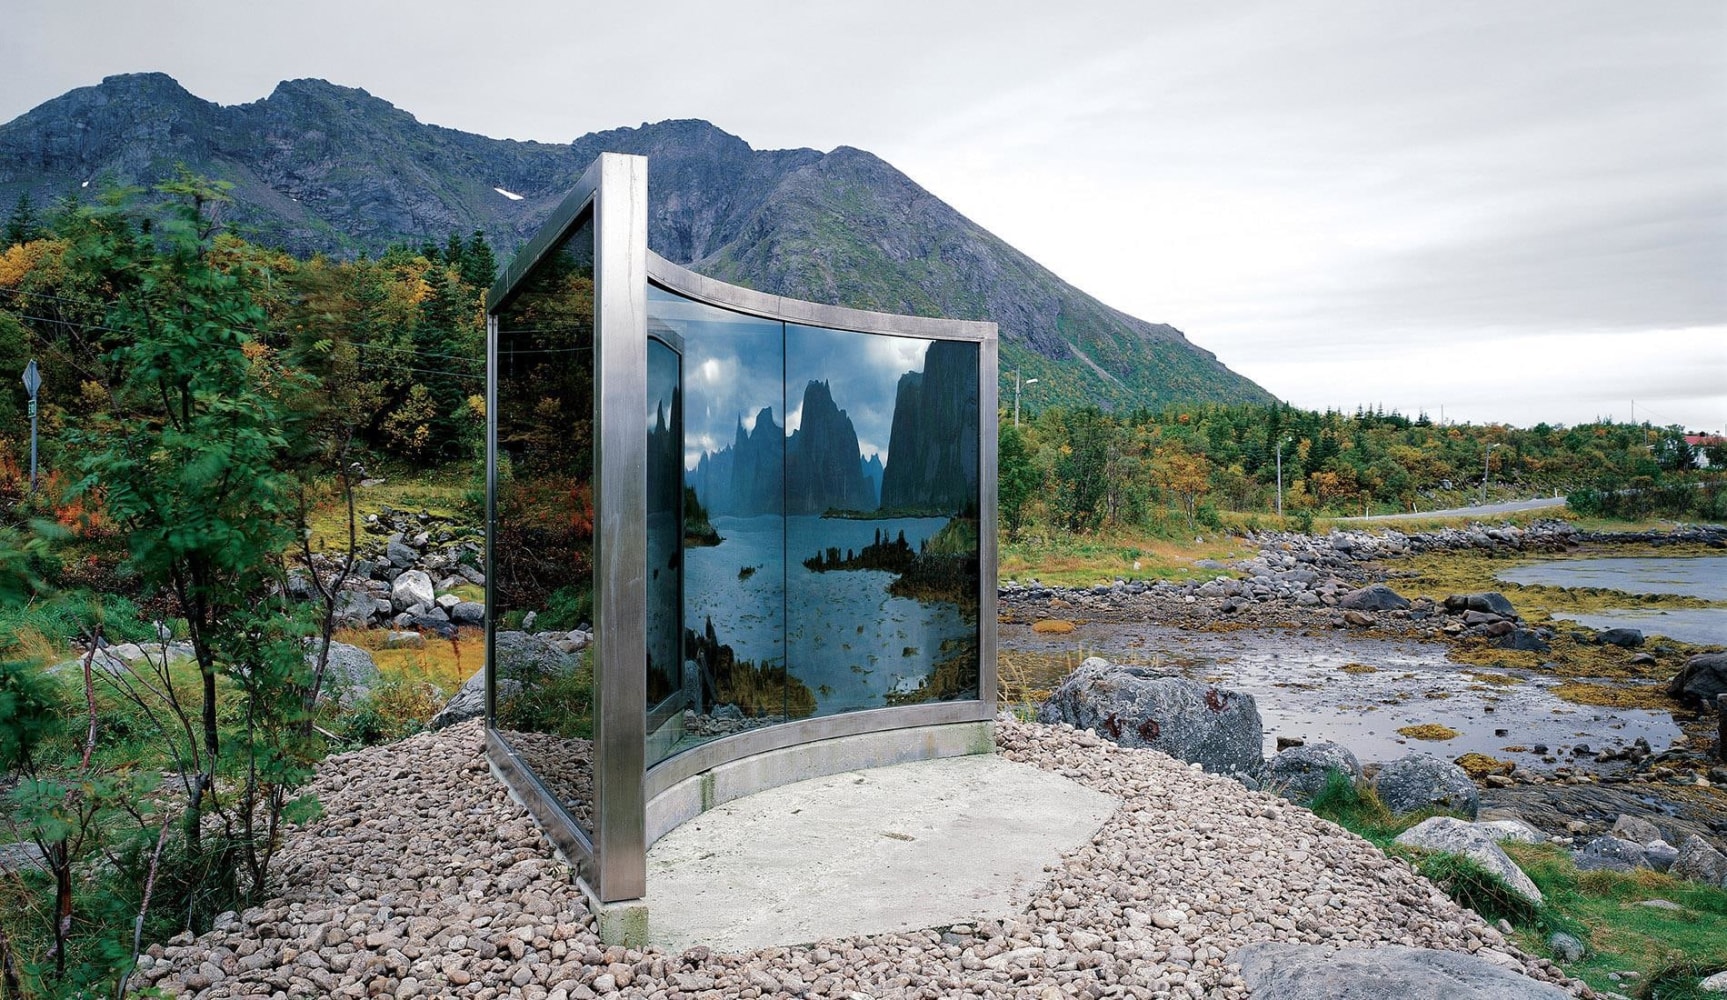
[5,0,1723,430]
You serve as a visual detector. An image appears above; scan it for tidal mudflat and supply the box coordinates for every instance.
[1000,623,1683,766]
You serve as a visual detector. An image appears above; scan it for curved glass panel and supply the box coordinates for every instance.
[489,215,596,834]
[647,286,791,761]
[786,325,981,713]
[645,335,687,764]
[642,286,985,764]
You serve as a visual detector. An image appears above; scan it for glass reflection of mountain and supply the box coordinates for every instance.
[688,342,977,517]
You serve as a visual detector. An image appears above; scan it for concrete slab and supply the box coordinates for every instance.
[644,753,1120,953]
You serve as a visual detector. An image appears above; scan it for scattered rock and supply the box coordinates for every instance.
[1574,836,1648,872]
[1445,592,1519,618]
[1645,840,1679,872]
[1547,932,1584,963]
[1670,834,1727,886]
[1374,752,1480,819]
[390,569,435,613]
[1595,628,1644,648]
[1266,741,1362,804]
[1393,817,1543,904]
[1610,814,1663,846]
[1038,658,1263,777]
[1668,653,1727,708]
[384,631,426,650]
[449,601,486,625]
[1232,941,1569,999]
[0,841,47,874]
[304,639,380,702]
[1338,584,1410,612]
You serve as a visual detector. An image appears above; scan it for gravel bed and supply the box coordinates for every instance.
[133,719,1589,999]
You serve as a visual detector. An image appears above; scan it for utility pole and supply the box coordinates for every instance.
[1014,372,1038,428]
[1480,443,1500,506]
[20,359,39,492]
[1276,437,1290,517]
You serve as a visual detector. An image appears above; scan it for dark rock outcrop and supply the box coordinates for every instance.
[1337,584,1410,612]
[784,380,876,514]
[879,341,979,513]
[1668,653,1727,708]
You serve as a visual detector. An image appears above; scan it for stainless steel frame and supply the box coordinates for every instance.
[487,152,999,925]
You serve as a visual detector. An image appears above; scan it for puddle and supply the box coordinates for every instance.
[1001,623,1685,767]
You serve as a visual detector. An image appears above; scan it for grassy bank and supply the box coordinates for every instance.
[1307,776,1727,998]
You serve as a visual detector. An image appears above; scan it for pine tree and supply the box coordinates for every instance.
[460,229,498,290]
[3,192,41,247]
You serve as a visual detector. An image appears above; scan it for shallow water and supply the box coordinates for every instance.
[686,514,973,715]
[1549,609,1727,645]
[1496,555,1727,600]
[1496,553,1727,646]
[1002,623,1685,766]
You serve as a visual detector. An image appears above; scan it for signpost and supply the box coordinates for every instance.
[21,359,39,492]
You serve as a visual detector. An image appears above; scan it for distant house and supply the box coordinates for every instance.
[1684,434,1725,468]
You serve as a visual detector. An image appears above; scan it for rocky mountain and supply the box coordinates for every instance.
[881,341,980,514]
[785,381,876,515]
[0,73,1275,411]
[688,408,784,518]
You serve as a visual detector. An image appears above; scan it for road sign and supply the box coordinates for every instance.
[21,359,39,397]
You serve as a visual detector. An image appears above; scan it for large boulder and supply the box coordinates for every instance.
[449,601,486,626]
[493,630,584,681]
[1037,658,1263,778]
[1595,627,1644,648]
[304,639,380,703]
[1573,835,1648,872]
[1393,817,1543,903]
[1668,653,1727,708]
[429,668,512,730]
[1338,585,1410,612]
[391,569,435,612]
[1267,741,1362,805]
[1443,592,1518,618]
[1670,834,1727,886]
[1373,752,1480,819]
[1231,942,1570,999]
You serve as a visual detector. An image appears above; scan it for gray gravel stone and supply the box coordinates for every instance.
[127,718,1588,999]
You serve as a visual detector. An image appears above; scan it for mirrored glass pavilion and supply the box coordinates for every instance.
[484,153,998,941]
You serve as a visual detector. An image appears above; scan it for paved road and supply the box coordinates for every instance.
[1334,496,1568,523]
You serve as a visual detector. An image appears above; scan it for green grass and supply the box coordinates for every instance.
[1000,526,1246,586]
[1304,773,1727,996]
[301,461,481,553]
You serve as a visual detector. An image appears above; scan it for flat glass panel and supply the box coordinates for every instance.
[645,335,686,766]
[489,215,596,834]
[786,326,981,713]
[647,286,795,759]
